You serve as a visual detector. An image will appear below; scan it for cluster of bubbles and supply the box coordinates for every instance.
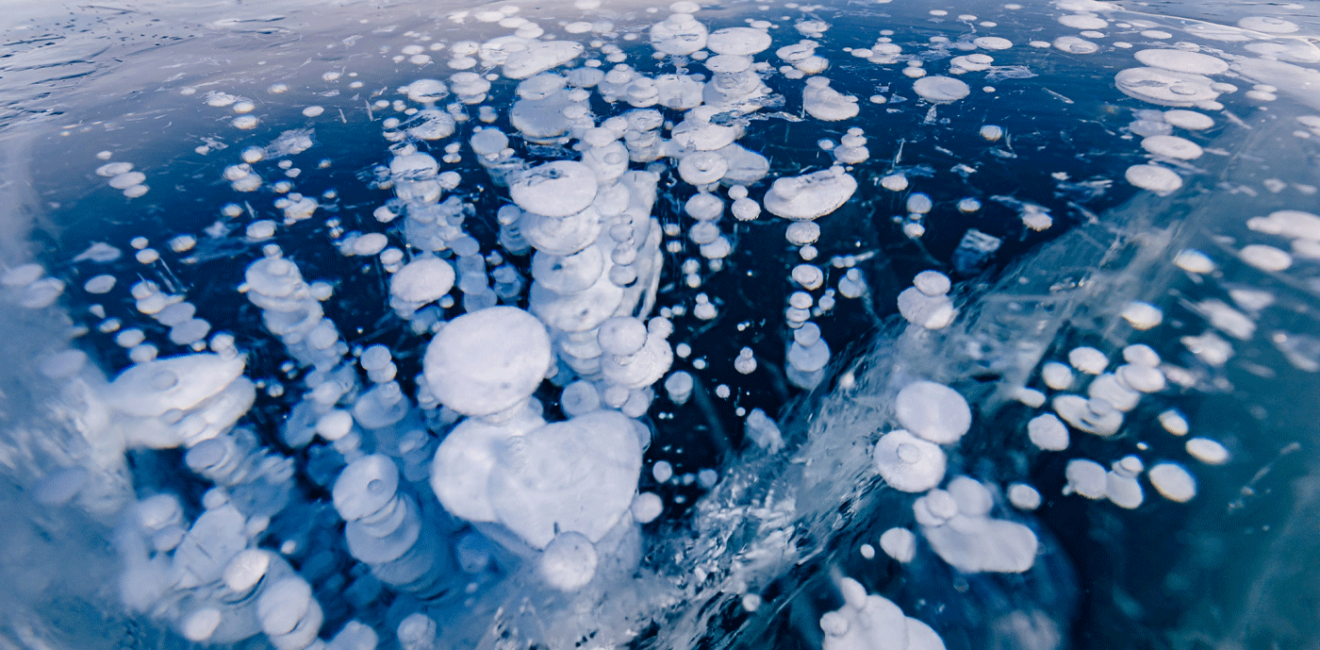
[3,0,1320,649]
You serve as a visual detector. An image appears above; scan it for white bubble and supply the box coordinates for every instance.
[1125,164,1182,194]
[1238,16,1298,34]
[1134,49,1228,75]
[652,460,674,483]
[1068,346,1107,374]
[1141,135,1203,160]
[879,527,917,563]
[1173,249,1215,273]
[1027,414,1069,451]
[913,75,970,103]
[1054,36,1099,54]
[1164,110,1214,130]
[631,492,663,523]
[84,275,116,294]
[1239,245,1292,272]
[1008,483,1042,510]
[1159,410,1189,436]
[109,171,146,189]
[539,532,598,592]
[1121,301,1163,330]
[895,381,971,444]
[1149,463,1197,502]
[1064,459,1107,499]
[1186,438,1229,465]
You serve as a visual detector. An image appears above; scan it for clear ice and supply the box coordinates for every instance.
[0,1,1318,650]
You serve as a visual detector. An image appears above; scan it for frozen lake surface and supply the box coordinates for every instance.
[0,1,1318,650]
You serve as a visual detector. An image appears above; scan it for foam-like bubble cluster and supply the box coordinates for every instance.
[7,0,1308,648]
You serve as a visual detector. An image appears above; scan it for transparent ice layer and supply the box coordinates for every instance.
[0,1,1318,650]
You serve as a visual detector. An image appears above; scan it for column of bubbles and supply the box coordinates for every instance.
[386,153,464,254]
[256,574,326,650]
[116,493,269,644]
[621,108,665,163]
[470,127,526,189]
[509,73,592,146]
[243,248,362,499]
[379,84,503,317]
[785,321,831,390]
[98,349,255,450]
[354,346,433,484]
[832,128,871,165]
[519,161,664,381]
[333,454,453,597]
[818,577,945,650]
[176,548,294,645]
[452,233,498,312]
[129,279,213,354]
[897,270,957,330]
[188,546,369,647]
[242,250,349,374]
[425,307,647,591]
[762,166,857,388]
[597,316,674,417]
[703,27,774,109]
[396,613,440,650]
[304,408,367,487]
[185,427,296,518]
